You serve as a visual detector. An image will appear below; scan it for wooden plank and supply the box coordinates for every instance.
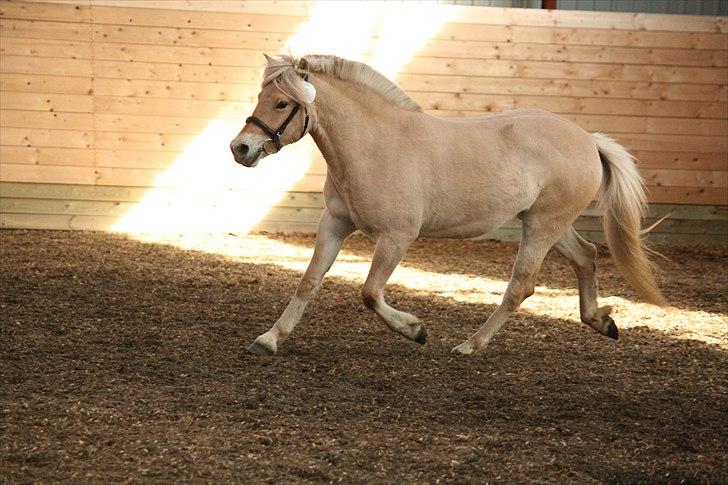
[93,131,200,152]
[90,5,307,33]
[0,36,91,58]
[93,113,209,135]
[88,75,727,104]
[397,74,727,103]
[634,151,728,171]
[0,0,92,22]
[0,163,328,191]
[0,127,92,148]
[92,59,261,84]
[6,108,709,138]
[0,212,326,234]
[449,5,727,33]
[0,182,328,207]
[615,134,727,153]
[640,169,727,188]
[91,91,724,121]
[0,54,92,77]
[0,163,99,184]
[0,92,95,113]
[73,1,313,17]
[94,95,252,118]
[441,24,728,50]
[0,197,326,223]
[404,57,728,85]
[0,146,94,165]
[1,109,94,130]
[645,186,728,206]
[91,23,288,51]
[94,149,181,169]
[0,213,118,230]
[415,39,728,68]
[563,115,728,137]
[92,77,258,101]
[95,111,728,138]
[428,111,728,137]
[418,92,725,119]
[0,18,91,41]
[0,73,93,95]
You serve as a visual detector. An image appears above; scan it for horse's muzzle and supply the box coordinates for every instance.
[233,154,260,167]
[230,140,261,167]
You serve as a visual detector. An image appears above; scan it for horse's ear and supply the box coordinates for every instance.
[263,53,273,64]
[297,57,309,71]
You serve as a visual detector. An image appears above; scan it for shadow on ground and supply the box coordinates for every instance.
[1,230,726,483]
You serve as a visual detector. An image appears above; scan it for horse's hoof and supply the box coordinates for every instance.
[605,317,619,340]
[414,326,427,345]
[451,342,474,355]
[247,339,276,356]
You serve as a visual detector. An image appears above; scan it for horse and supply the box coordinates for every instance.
[230,54,667,356]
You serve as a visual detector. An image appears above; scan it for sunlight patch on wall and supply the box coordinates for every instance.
[285,1,460,78]
[114,1,460,238]
[113,118,315,235]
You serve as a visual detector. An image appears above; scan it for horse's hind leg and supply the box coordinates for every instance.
[361,232,427,344]
[553,226,618,339]
[451,211,568,355]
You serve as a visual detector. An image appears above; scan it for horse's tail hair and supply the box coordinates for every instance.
[592,133,668,307]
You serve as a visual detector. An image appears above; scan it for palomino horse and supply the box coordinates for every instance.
[230,54,667,356]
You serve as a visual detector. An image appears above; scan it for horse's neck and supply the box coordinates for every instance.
[309,75,407,177]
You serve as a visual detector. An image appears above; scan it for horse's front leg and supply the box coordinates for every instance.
[362,233,427,345]
[247,210,355,356]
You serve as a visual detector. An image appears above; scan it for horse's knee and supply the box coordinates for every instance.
[361,287,379,310]
[576,241,597,273]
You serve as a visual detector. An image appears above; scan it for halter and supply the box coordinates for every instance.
[245,103,309,155]
[245,72,311,156]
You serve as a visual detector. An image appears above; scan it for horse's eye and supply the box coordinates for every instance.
[276,101,288,110]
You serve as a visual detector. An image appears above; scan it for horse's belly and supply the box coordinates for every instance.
[419,209,515,239]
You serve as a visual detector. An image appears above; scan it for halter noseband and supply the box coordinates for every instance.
[245,103,309,155]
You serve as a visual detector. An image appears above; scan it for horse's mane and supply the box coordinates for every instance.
[263,54,423,112]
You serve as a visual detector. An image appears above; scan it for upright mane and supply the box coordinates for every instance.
[263,54,423,112]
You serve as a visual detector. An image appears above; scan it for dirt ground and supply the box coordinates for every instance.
[1,229,726,484]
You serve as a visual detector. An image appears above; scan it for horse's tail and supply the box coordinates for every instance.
[592,133,668,306]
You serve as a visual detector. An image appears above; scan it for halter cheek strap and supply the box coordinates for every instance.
[245,103,310,154]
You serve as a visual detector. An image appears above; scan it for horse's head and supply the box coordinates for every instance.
[230,55,316,167]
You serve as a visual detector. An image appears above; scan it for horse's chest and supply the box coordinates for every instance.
[324,179,392,237]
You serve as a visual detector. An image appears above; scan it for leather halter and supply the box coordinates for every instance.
[245,103,309,155]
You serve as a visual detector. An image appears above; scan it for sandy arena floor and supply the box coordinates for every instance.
[1,229,726,483]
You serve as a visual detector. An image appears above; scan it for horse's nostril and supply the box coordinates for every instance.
[232,142,250,157]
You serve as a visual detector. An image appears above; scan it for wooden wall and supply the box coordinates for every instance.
[1,0,726,243]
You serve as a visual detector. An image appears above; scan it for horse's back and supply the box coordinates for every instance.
[414,108,603,237]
